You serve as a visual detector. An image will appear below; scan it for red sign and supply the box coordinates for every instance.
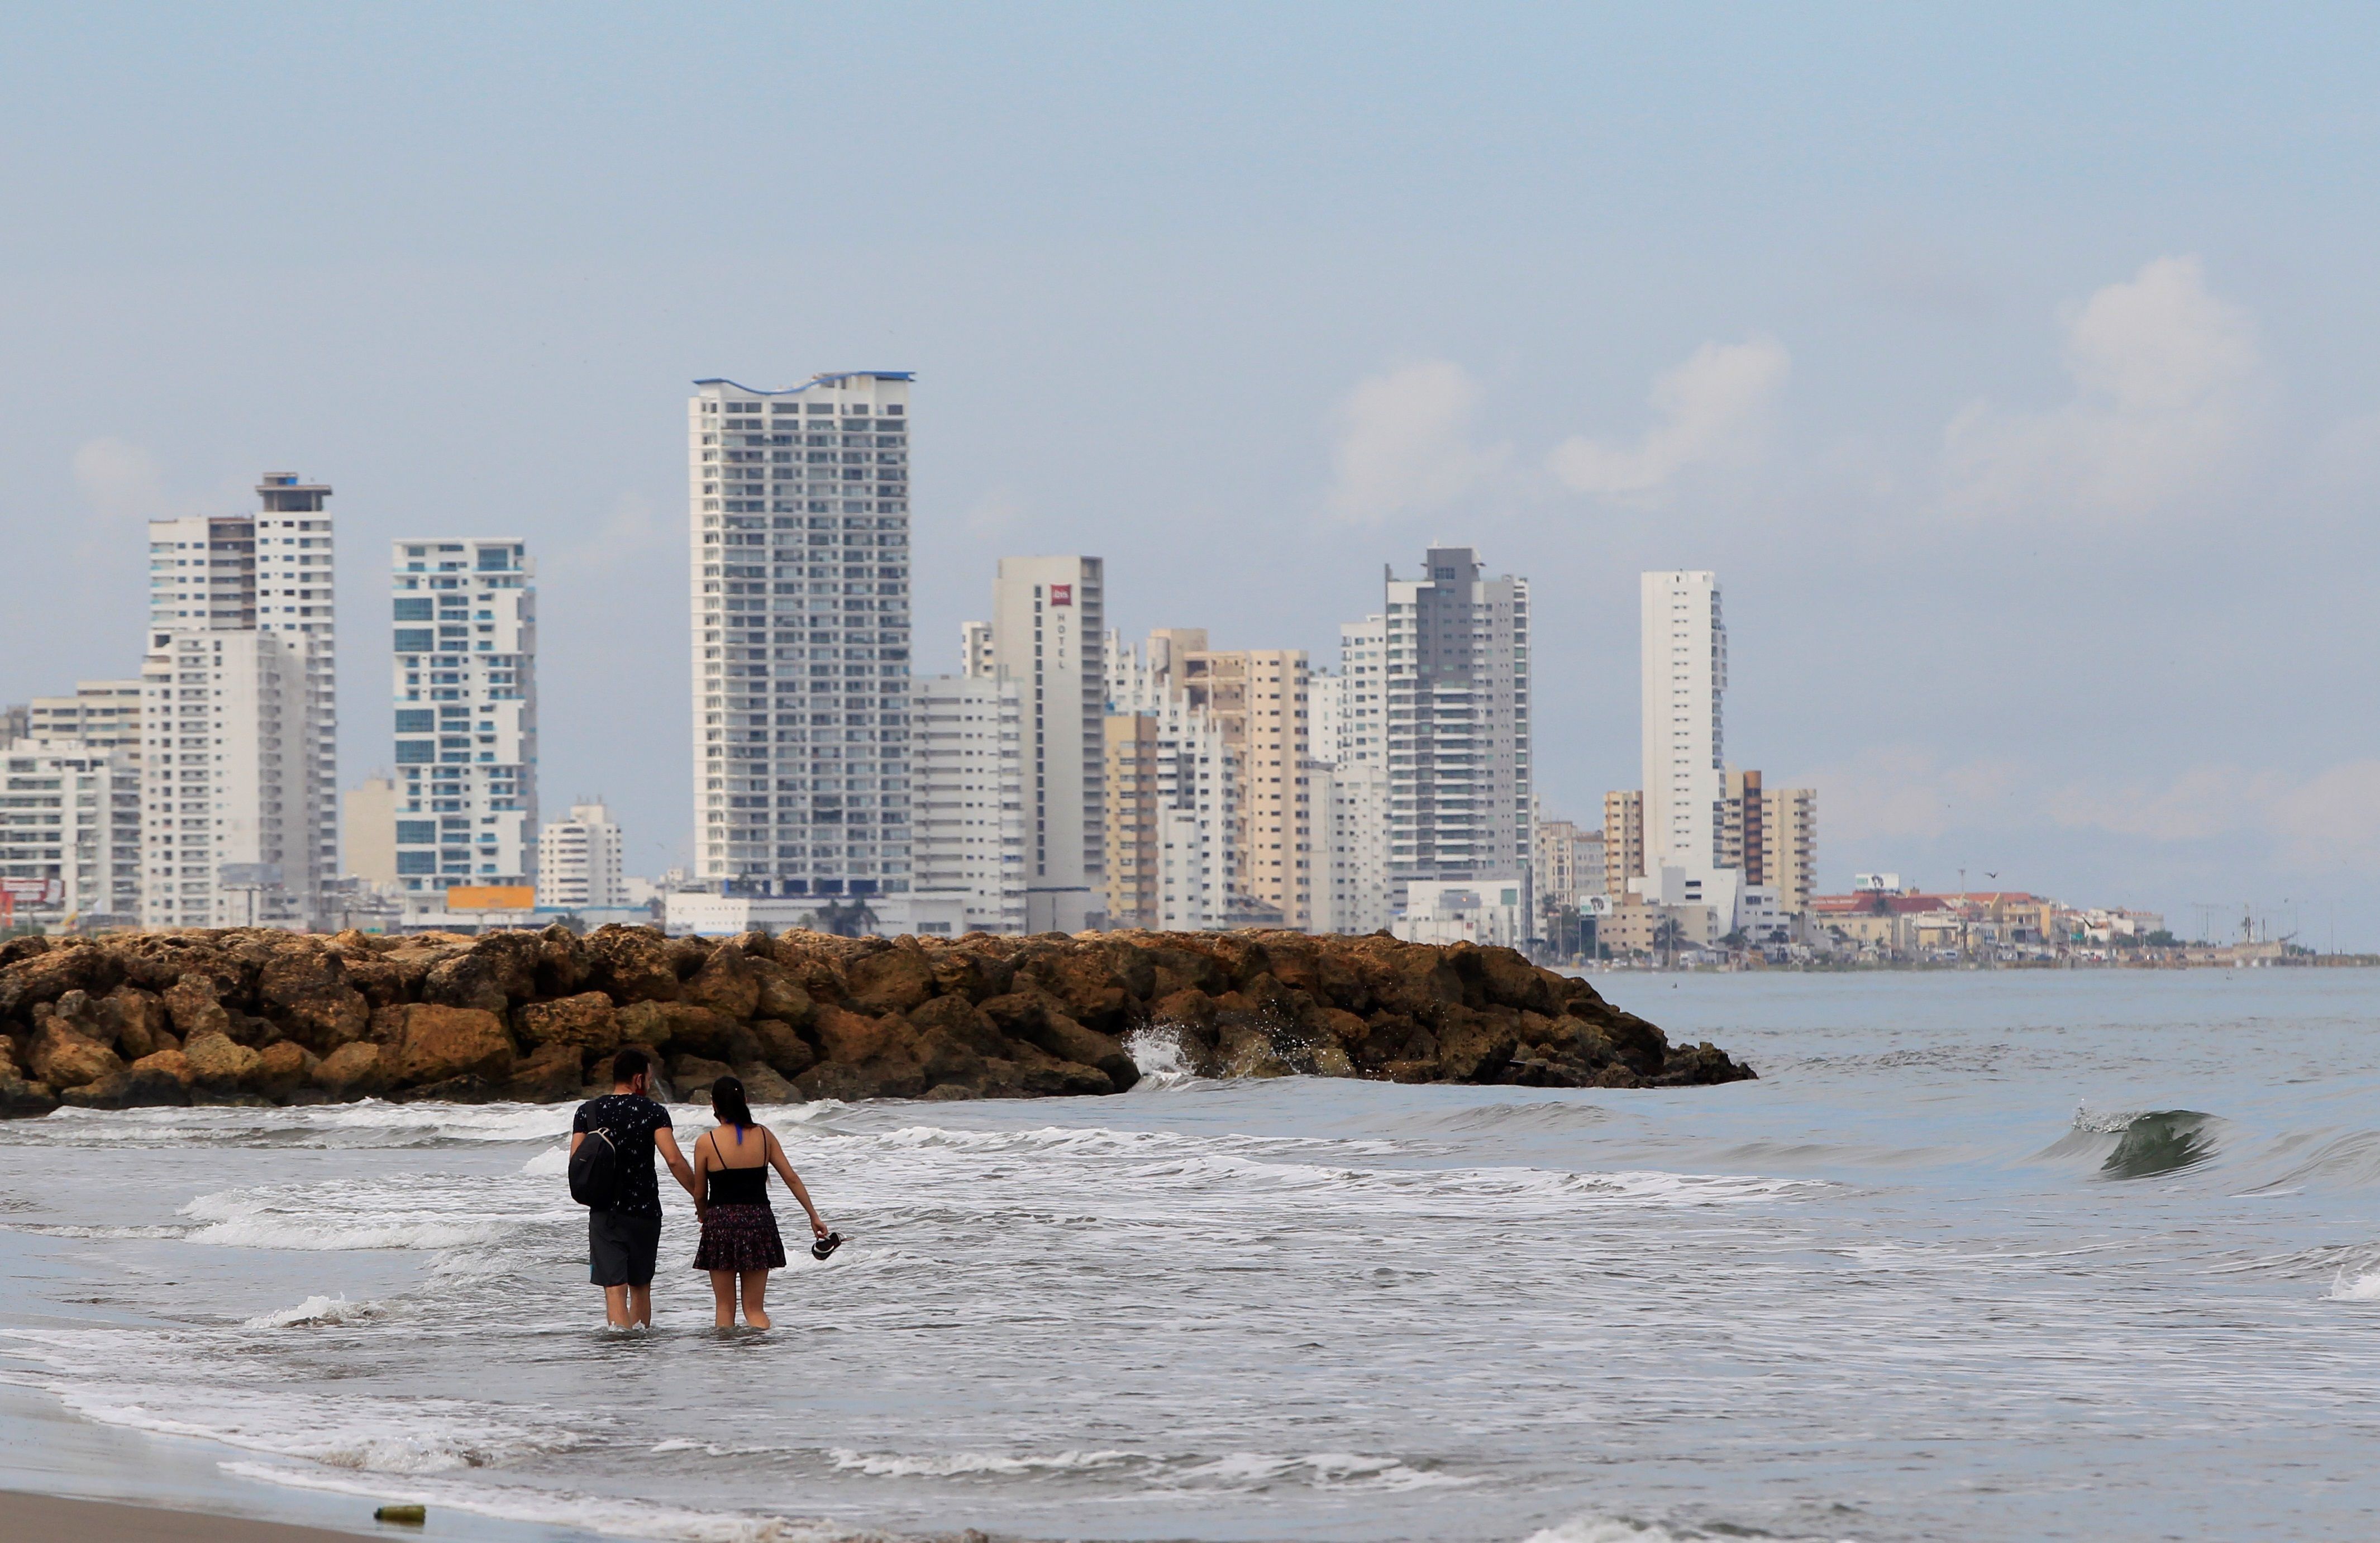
[1,879,61,903]
[1050,584,1072,607]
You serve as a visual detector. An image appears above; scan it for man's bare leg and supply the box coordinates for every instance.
[603,1283,632,1327]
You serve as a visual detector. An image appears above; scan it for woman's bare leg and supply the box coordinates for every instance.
[708,1269,737,1328]
[740,1269,771,1328]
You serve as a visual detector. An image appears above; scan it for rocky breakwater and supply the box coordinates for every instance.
[0,925,1753,1116]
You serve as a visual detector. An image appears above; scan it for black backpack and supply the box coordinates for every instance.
[569,1127,620,1209]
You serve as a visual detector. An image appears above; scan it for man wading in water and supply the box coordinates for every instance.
[571,1049,699,1328]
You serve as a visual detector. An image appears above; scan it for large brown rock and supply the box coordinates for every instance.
[750,1018,817,1078]
[1008,1007,1139,1092]
[384,1004,517,1087]
[667,1054,734,1100]
[29,1018,124,1089]
[313,1041,388,1101]
[0,940,123,1019]
[907,993,1008,1058]
[533,923,588,997]
[422,931,540,1014]
[680,944,760,1019]
[101,986,172,1060]
[736,1062,800,1104]
[583,926,680,1004]
[614,1000,751,1061]
[163,974,233,1040]
[66,1050,195,1109]
[257,944,370,1052]
[1015,947,1131,1032]
[0,1070,58,1117]
[810,1004,904,1064]
[504,1042,586,1103]
[747,959,814,1025]
[183,1032,263,1092]
[517,992,622,1054]
[250,1040,320,1096]
[845,942,935,1014]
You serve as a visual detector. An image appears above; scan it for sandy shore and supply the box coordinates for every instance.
[2,1492,381,1542]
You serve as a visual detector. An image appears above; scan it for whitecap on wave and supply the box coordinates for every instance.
[242,1293,387,1330]
[1522,1511,1849,1542]
[2326,1268,2380,1301]
[177,1178,562,1253]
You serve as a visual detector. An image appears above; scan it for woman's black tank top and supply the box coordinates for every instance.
[704,1130,770,1206]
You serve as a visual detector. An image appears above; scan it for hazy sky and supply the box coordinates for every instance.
[5,5,2379,944]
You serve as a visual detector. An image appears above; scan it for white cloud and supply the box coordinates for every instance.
[2050,760,2380,874]
[1546,335,1790,501]
[1942,255,2264,519]
[1324,360,1508,525]
[550,491,670,573]
[1804,749,2380,879]
[72,438,172,525]
[1792,746,2030,845]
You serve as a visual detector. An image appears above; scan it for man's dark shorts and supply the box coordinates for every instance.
[589,1211,664,1287]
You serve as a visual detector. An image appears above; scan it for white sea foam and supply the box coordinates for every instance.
[176,1180,560,1253]
[828,1446,1141,1478]
[41,1374,575,1474]
[1123,1025,1200,1089]
[522,1144,571,1175]
[241,1294,387,1330]
[1165,1450,1477,1493]
[219,1460,872,1542]
[1520,1514,1845,1543]
[2327,1269,2380,1301]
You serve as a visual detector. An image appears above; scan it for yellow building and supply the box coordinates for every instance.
[1180,645,1311,929]
[1102,713,1161,929]
[1602,789,1643,902]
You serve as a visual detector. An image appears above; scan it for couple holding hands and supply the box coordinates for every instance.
[569,1048,835,1329]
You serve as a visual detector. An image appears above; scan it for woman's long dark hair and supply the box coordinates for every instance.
[710,1075,755,1131]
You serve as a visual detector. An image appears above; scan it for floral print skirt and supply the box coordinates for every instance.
[691,1203,786,1273]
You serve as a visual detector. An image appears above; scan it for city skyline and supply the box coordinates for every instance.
[4,10,2378,943]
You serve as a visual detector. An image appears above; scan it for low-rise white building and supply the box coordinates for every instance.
[664,888,967,939]
[538,801,627,911]
[0,741,141,928]
[1392,875,1529,950]
[26,682,144,760]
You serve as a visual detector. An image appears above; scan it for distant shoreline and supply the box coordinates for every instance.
[1581,956,2380,974]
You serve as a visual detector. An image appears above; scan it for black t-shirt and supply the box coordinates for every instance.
[573,1093,674,1221]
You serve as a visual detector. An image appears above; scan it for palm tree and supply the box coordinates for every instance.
[807,898,880,938]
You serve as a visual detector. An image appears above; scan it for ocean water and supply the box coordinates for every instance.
[3,969,2379,1542]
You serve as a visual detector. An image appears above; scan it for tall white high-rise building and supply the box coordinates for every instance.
[969,556,1104,932]
[1636,569,1738,923]
[140,630,316,928]
[909,675,1026,933]
[1383,546,1532,912]
[689,374,913,911]
[538,801,627,910]
[1309,615,1391,935]
[1106,630,1238,931]
[140,474,338,929]
[389,539,537,920]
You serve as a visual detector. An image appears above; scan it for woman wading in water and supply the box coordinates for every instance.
[690,1076,832,1328]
